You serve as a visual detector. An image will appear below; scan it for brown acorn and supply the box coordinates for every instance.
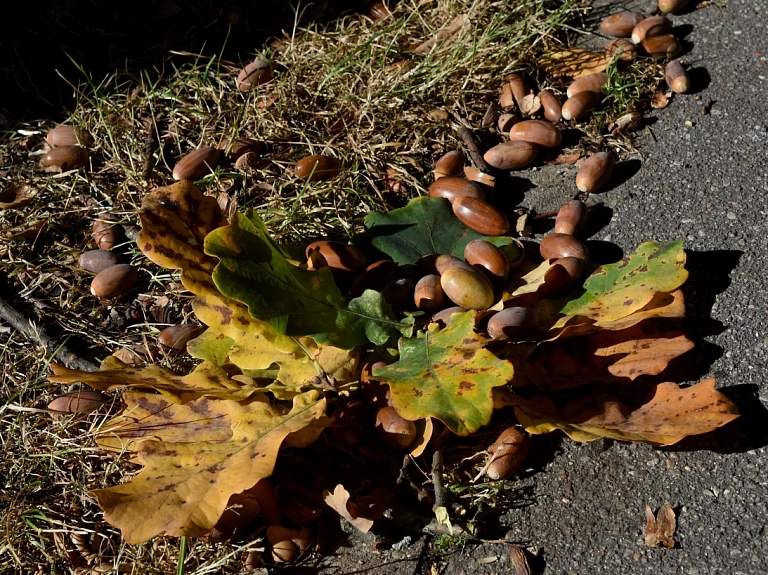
[236,58,272,92]
[658,0,693,13]
[538,90,562,122]
[306,241,367,274]
[566,73,608,99]
[381,278,415,308]
[47,125,93,148]
[599,12,646,37]
[485,427,531,480]
[172,146,222,181]
[92,215,125,251]
[641,34,683,59]
[508,120,562,148]
[539,233,589,261]
[631,16,672,44]
[575,152,615,193]
[44,146,89,170]
[349,260,400,297]
[428,177,485,203]
[561,91,601,121]
[78,249,121,273]
[605,38,638,61]
[414,274,445,312]
[294,155,342,181]
[483,141,538,171]
[90,264,138,299]
[157,324,205,351]
[430,306,467,328]
[452,196,510,236]
[48,390,111,415]
[464,239,510,282]
[665,60,690,93]
[486,307,538,341]
[539,257,584,298]
[267,526,300,563]
[554,200,589,236]
[224,137,264,162]
[434,150,465,179]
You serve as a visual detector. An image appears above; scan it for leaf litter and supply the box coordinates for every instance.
[0,0,740,570]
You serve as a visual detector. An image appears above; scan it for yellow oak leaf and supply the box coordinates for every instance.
[91,391,326,543]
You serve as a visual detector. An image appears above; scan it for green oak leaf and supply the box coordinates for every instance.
[555,240,688,327]
[373,311,514,435]
[363,196,513,265]
[205,209,410,349]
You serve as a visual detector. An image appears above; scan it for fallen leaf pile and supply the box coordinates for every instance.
[47,178,739,554]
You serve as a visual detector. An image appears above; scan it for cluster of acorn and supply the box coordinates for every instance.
[43,125,93,171]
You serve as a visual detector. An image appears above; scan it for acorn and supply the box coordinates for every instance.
[508,120,562,148]
[172,146,222,181]
[349,260,400,297]
[538,90,562,122]
[599,12,646,37]
[47,125,93,148]
[566,73,608,98]
[554,200,589,236]
[631,16,672,44]
[90,264,138,299]
[48,390,111,416]
[605,38,638,61]
[485,427,531,480]
[575,152,615,193]
[236,58,272,92]
[464,239,510,282]
[430,306,467,328]
[157,324,205,351]
[44,146,89,170]
[486,307,539,341]
[78,249,121,273]
[483,141,538,170]
[641,35,683,59]
[658,0,693,13]
[539,257,585,298]
[452,196,510,236]
[294,155,342,181]
[414,274,445,312]
[428,177,485,203]
[665,60,690,93]
[440,266,495,310]
[92,215,125,251]
[539,234,589,261]
[561,91,601,121]
[434,150,466,179]
[306,241,367,277]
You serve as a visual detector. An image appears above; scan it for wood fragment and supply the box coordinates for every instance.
[509,545,532,575]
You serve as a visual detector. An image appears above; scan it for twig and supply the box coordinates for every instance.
[457,125,494,175]
[0,295,99,372]
[431,447,447,512]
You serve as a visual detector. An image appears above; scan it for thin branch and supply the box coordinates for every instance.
[0,295,99,372]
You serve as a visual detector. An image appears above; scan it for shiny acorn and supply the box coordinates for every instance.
[440,266,495,310]
[665,60,690,93]
[566,73,608,99]
[414,274,445,312]
[641,34,683,59]
[561,91,601,121]
[538,90,562,122]
[44,146,89,170]
[90,264,138,299]
[305,241,367,274]
[78,249,121,273]
[47,125,93,148]
[464,239,510,282]
[485,427,531,480]
[236,58,272,92]
[429,177,485,203]
[483,141,538,170]
[540,233,589,261]
[658,0,693,13]
[554,200,589,236]
[605,38,638,61]
[509,120,562,148]
[486,307,539,341]
[294,155,342,181]
[631,16,672,44]
[173,146,222,181]
[452,196,510,236]
[599,12,646,37]
[375,406,417,449]
[434,150,465,179]
[576,152,615,193]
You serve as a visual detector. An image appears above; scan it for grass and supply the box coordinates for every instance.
[0,0,673,572]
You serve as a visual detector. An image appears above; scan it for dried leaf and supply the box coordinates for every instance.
[508,545,532,575]
[322,484,374,533]
[645,504,676,548]
[652,90,671,109]
[538,48,611,78]
[411,15,470,55]
[511,378,739,445]
[0,184,37,209]
[90,391,326,543]
[373,311,515,435]
[506,323,693,390]
[363,196,512,266]
[544,152,581,165]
